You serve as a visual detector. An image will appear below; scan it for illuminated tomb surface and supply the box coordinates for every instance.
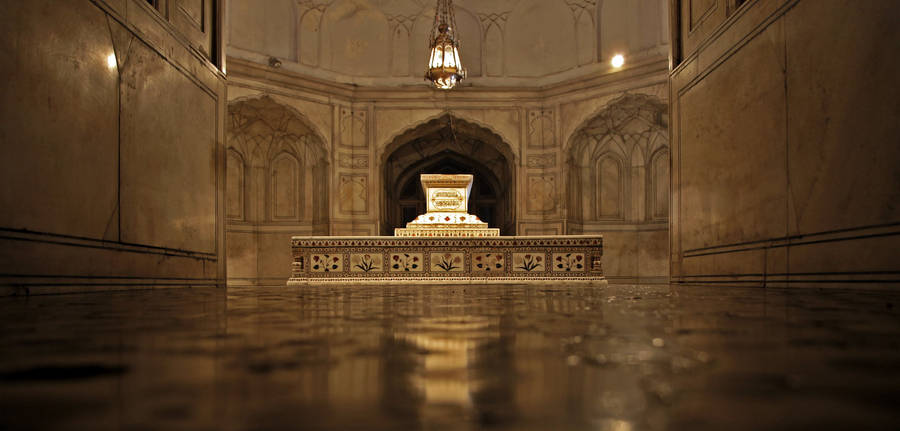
[2,285,900,430]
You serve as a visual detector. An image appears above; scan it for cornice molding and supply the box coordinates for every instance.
[225,56,670,104]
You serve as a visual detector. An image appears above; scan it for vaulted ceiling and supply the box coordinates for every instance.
[228,0,669,87]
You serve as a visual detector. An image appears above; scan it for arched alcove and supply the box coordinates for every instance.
[226,96,330,285]
[382,115,515,235]
[565,93,669,282]
[566,93,668,224]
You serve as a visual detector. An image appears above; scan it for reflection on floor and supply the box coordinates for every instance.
[1,285,899,430]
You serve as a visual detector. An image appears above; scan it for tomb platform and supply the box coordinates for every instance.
[287,174,606,285]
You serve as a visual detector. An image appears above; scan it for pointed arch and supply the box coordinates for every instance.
[391,23,410,76]
[226,149,246,221]
[381,114,517,235]
[225,95,331,285]
[649,147,670,221]
[379,112,517,165]
[269,151,301,220]
[299,8,323,67]
[565,93,668,225]
[576,7,595,65]
[596,153,625,220]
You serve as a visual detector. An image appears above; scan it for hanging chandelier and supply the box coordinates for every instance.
[425,0,466,90]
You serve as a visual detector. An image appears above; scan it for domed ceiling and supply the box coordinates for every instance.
[228,0,669,87]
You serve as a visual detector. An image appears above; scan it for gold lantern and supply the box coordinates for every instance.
[425,0,466,90]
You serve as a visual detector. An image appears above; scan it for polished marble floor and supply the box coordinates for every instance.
[1,284,899,430]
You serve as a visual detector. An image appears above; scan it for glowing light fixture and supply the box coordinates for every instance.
[107,53,117,69]
[425,0,466,90]
[611,54,625,68]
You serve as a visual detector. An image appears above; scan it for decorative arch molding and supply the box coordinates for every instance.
[565,92,668,225]
[381,113,517,236]
[594,153,626,220]
[226,95,330,225]
[227,93,331,157]
[378,111,518,165]
[648,147,670,221]
[226,149,246,221]
[268,151,303,221]
[564,92,668,157]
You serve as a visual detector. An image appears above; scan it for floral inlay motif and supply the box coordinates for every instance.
[390,253,423,272]
[473,253,504,272]
[552,253,584,272]
[350,253,381,272]
[513,253,545,272]
[431,252,464,272]
[311,254,342,272]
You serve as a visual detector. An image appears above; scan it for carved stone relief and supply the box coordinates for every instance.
[226,150,245,220]
[526,174,557,214]
[567,94,668,223]
[478,11,510,76]
[339,108,368,148]
[387,14,416,76]
[226,96,329,224]
[339,174,368,215]
[563,0,597,65]
[526,153,556,169]
[528,109,555,148]
[298,3,326,67]
[337,152,369,169]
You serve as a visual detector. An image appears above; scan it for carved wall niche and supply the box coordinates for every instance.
[226,149,245,221]
[270,152,301,220]
[565,0,597,65]
[227,96,330,225]
[649,148,669,221]
[527,109,555,148]
[339,174,368,215]
[453,7,483,77]
[298,2,326,67]
[339,108,368,148]
[566,94,668,224]
[387,14,414,76]
[595,154,624,220]
[478,11,509,76]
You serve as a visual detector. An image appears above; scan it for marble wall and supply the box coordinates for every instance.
[0,0,226,294]
[669,0,900,287]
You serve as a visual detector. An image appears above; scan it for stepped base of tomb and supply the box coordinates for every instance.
[394,212,500,237]
[287,235,606,286]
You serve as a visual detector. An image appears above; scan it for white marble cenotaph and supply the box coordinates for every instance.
[394,174,499,237]
[287,173,605,285]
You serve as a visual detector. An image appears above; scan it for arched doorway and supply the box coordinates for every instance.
[382,115,515,235]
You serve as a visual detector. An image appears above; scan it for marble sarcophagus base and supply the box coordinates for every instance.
[287,235,606,285]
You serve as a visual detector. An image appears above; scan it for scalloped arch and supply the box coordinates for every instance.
[564,92,668,157]
[227,94,331,162]
[378,111,517,165]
